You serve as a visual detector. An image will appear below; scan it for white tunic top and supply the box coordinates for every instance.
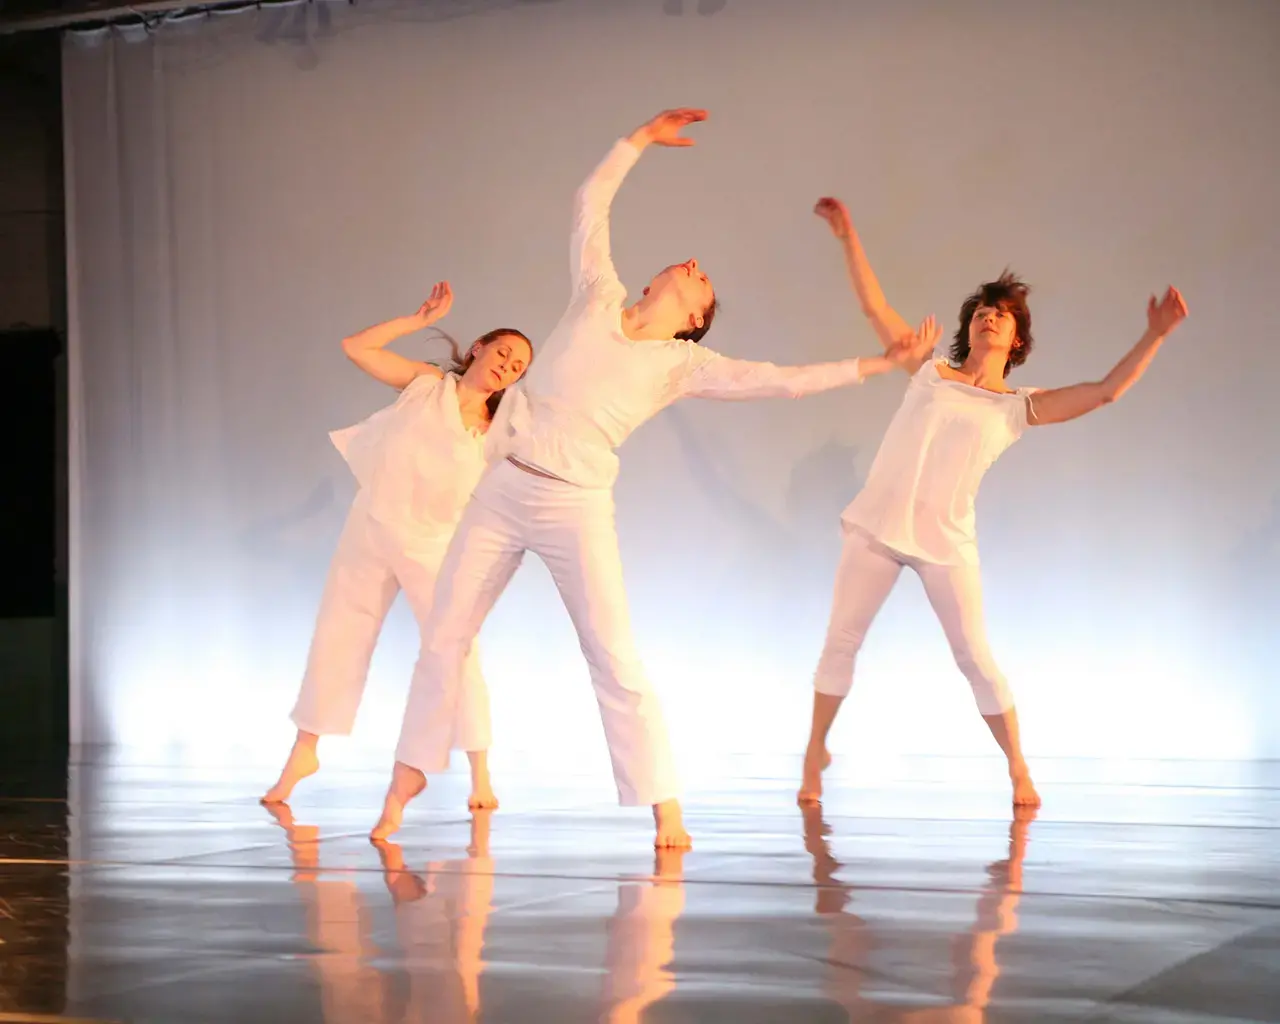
[330,372,512,541]
[842,357,1040,566]
[501,139,868,490]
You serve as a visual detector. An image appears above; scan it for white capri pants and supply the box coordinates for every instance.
[290,497,491,752]
[814,526,1015,714]
[394,459,678,807]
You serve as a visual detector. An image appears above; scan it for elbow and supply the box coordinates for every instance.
[340,336,363,363]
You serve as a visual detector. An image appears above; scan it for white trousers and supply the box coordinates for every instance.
[394,459,678,807]
[813,526,1015,714]
[291,499,491,751]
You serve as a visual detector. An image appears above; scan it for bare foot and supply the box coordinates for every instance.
[261,739,320,804]
[467,776,499,811]
[653,799,692,849]
[1011,766,1041,808]
[370,761,427,840]
[798,745,832,805]
[466,750,499,810]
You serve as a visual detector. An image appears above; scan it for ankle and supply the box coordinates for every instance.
[391,762,425,793]
[294,731,320,751]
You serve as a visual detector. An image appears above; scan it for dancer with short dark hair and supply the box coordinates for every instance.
[800,196,1189,807]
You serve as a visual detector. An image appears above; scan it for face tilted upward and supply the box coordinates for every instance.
[644,258,715,336]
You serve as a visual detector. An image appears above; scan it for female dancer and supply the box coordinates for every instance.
[372,108,934,848]
[262,282,532,809]
[800,196,1189,807]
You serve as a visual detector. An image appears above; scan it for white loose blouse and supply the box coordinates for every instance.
[330,372,514,540]
[842,356,1040,566]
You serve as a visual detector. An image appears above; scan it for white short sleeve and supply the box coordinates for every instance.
[1012,386,1042,434]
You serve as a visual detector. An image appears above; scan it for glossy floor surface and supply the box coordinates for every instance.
[1,756,1278,1023]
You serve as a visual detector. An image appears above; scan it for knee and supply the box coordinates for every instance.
[419,627,472,680]
[580,641,646,692]
[421,599,477,653]
[813,631,866,697]
[817,624,868,670]
[953,649,1014,714]
[824,609,871,657]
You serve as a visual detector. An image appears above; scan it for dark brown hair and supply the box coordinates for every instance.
[675,297,718,344]
[432,327,533,418]
[950,271,1033,378]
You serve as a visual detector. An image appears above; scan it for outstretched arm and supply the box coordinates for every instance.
[814,197,920,365]
[680,317,939,401]
[341,281,451,390]
[571,107,708,292]
[1027,287,1188,426]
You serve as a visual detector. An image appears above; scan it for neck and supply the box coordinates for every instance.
[622,295,681,341]
[960,345,1010,387]
[455,375,492,418]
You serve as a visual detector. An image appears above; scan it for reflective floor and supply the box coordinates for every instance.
[1,756,1278,1023]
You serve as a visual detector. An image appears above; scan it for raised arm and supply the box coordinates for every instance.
[1027,287,1188,426]
[814,197,919,364]
[571,108,708,292]
[679,317,939,401]
[340,282,451,390]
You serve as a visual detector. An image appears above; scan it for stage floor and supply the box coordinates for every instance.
[1,757,1277,1023]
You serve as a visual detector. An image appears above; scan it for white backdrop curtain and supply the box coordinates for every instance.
[62,0,1280,776]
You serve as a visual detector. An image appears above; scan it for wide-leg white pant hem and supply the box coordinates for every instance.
[290,500,494,751]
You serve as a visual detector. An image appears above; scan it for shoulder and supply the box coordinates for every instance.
[912,355,946,381]
[401,368,449,400]
[671,339,723,370]
[578,274,628,307]
[649,339,721,395]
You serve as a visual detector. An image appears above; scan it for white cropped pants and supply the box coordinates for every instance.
[814,526,1015,715]
[290,498,491,752]
[394,460,678,806]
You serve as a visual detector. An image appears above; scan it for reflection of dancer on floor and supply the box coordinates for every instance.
[801,803,1034,1021]
[800,197,1190,807]
[601,849,688,1024]
[373,108,934,849]
[374,814,495,1024]
[265,802,391,1023]
[262,283,533,809]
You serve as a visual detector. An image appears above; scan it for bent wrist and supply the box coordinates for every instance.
[625,127,653,150]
